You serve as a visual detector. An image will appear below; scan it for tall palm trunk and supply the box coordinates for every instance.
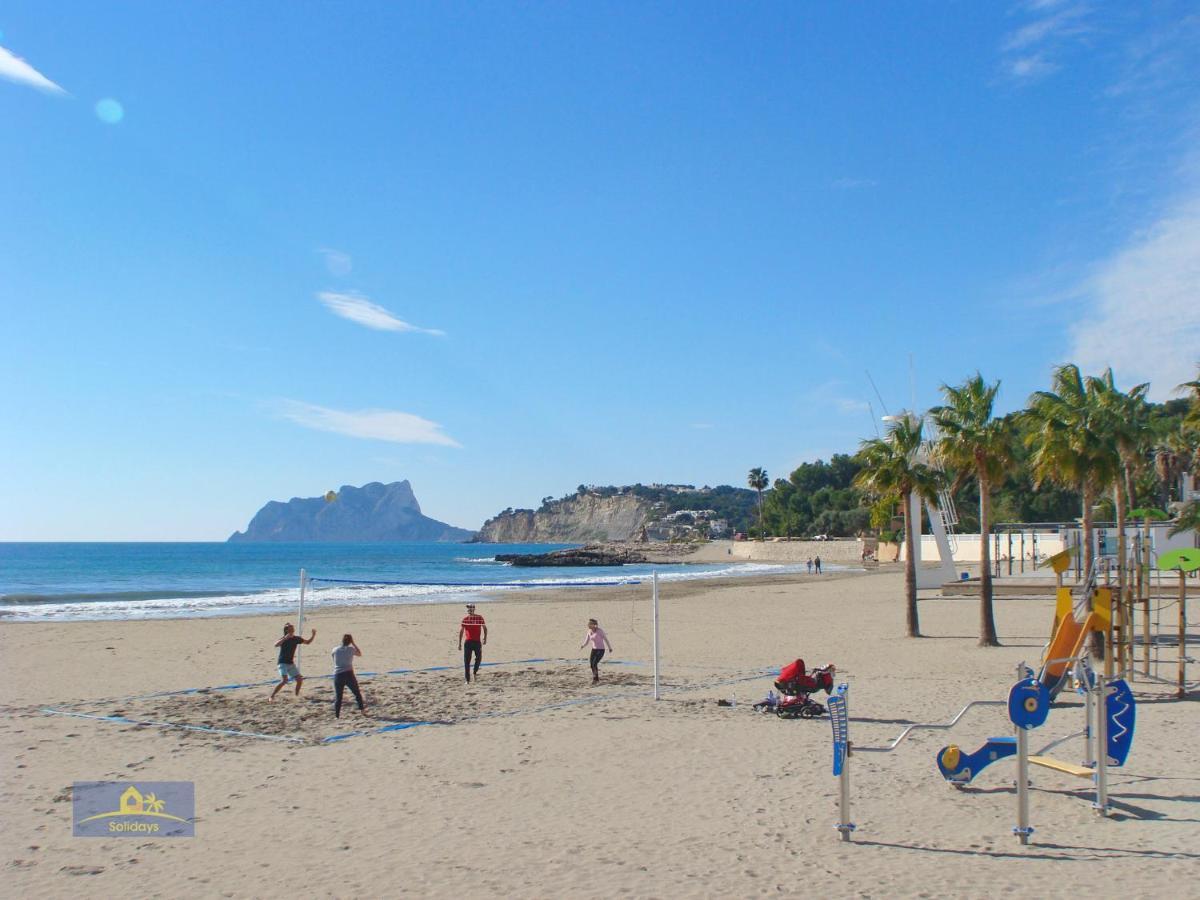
[756,489,764,540]
[978,470,998,646]
[903,488,920,637]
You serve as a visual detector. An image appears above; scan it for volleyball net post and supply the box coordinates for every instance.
[297,568,309,662]
[652,571,661,701]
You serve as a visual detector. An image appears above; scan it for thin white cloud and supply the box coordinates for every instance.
[1007,54,1059,81]
[0,45,66,94]
[831,177,878,190]
[999,2,1091,83]
[316,291,444,336]
[1069,190,1200,400]
[690,423,714,430]
[318,247,353,277]
[279,400,461,447]
[835,398,872,414]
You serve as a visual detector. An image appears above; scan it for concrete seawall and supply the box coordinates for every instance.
[689,539,867,564]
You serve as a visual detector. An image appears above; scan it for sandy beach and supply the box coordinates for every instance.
[1,568,1196,898]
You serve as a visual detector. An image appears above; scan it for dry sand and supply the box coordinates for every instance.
[1,569,1196,898]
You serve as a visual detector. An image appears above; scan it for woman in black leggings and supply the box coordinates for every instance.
[579,618,614,684]
[332,634,366,718]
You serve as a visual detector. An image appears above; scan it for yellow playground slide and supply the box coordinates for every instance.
[1040,587,1109,695]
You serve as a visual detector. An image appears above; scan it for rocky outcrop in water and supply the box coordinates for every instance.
[228,481,475,543]
[495,546,649,567]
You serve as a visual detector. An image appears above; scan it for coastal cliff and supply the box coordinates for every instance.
[477,492,653,543]
[228,481,475,543]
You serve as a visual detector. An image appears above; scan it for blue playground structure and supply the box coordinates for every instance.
[830,655,1137,846]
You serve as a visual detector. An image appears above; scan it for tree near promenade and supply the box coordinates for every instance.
[1090,369,1150,668]
[854,415,941,637]
[931,373,1012,648]
[747,467,768,540]
[1024,365,1120,657]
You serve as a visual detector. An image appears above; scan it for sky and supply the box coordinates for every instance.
[2,1,1199,540]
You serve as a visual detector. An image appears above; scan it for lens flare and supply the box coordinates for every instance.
[95,98,124,124]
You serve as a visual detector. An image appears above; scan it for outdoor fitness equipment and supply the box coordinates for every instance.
[935,658,1136,844]
[829,659,1136,846]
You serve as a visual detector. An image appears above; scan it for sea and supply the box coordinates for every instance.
[0,542,820,622]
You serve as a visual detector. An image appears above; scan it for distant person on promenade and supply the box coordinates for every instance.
[270,623,315,701]
[332,634,366,718]
[806,558,813,575]
[458,603,488,683]
[580,618,614,684]
[814,556,822,575]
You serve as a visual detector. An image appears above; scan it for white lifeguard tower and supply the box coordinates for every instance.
[884,411,959,590]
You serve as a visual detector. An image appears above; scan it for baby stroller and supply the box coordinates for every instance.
[755,659,836,719]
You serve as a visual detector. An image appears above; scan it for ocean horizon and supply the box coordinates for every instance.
[0,541,820,622]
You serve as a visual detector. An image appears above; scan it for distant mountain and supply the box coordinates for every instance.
[228,481,475,543]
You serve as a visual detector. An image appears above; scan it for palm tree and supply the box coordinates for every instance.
[748,467,768,540]
[931,374,1012,647]
[1169,501,1200,538]
[854,415,941,637]
[1024,365,1121,656]
[1090,369,1150,669]
[1178,364,1200,430]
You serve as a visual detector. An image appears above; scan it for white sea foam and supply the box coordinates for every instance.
[0,561,854,622]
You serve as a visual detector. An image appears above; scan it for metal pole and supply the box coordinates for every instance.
[1179,571,1188,699]
[296,568,308,664]
[1094,676,1109,816]
[652,571,661,701]
[839,753,852,842]
[1015,725,1032,845]
[1141,531,1151,673]
[1082,664,1095,768]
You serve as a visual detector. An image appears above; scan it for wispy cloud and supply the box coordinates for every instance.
[318,247,353,277]
[316,291,444,336]
[0,45,66,94]
[1000,2,1091,83]
[834,398,872,414]
[279,401,461,447]
[689,422,714,430]
[831,177,878,190]
[1068,189,1200,400]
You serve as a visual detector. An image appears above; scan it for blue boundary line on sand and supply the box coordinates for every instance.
[43,659,776,746]
[118,657,561,703]
[39,708,306,743]
[318,668,776,743]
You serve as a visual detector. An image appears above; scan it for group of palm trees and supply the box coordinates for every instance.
[854,364,1200,645]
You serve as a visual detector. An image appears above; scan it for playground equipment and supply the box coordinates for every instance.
[829,658,1137,847]
[1156,548,1198,699]
[936,658,1136,844]
[827,685,1004,842]
[1040,582,1111,698]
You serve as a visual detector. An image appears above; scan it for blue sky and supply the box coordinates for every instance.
[3,2,1198,540]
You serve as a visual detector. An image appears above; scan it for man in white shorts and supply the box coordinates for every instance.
[270,622,316,701]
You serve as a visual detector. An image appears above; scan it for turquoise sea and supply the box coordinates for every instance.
[0,542,816,622]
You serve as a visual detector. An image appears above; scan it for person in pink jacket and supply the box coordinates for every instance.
[580,618,614,684]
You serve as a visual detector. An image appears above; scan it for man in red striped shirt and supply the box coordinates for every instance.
[458,603,488,683]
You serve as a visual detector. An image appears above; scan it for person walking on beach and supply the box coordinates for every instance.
[270,623,315,701]
[458,603,488,683]
[580,618,614,684]
[332,634,366,718]
[806,558,813,575]
[814,555,822,575]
